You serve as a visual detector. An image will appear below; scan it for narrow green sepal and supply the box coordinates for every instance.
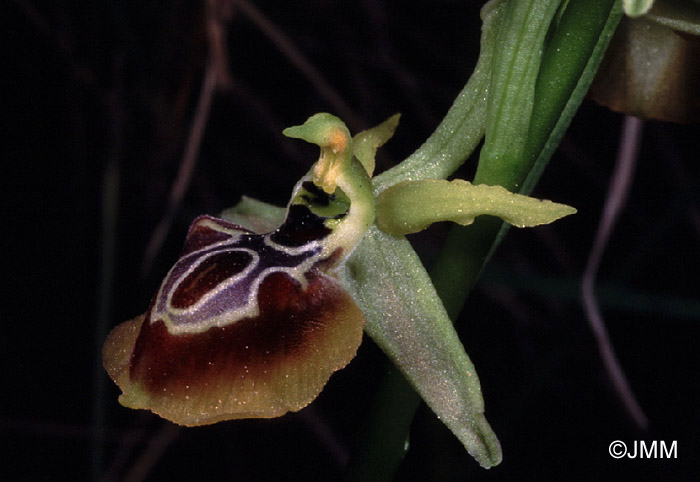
[341,227,502,468]
[352,114,401,177]
[376,179,576,235]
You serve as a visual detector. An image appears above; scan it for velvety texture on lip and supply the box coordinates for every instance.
[103,201,365,425]
[103,269,364,426]
[103,113,376,426]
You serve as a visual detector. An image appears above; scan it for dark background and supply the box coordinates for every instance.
[5,1,700,481]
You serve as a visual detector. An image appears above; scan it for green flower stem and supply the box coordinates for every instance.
[342,366,422,482]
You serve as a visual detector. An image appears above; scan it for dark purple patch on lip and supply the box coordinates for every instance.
[271,205,332,247]
[171,250,253,309]
[300,181,331,206]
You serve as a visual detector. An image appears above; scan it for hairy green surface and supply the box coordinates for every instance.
[376,179,576,235]
[341,227,502,469]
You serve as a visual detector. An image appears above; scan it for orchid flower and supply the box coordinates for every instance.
[104,111,573,467]
[102,0,629,470]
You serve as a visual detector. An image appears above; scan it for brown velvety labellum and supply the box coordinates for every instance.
[103,270,364,426]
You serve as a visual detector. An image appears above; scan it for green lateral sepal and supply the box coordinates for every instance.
[341,226,502,468]
[376,178,576,235]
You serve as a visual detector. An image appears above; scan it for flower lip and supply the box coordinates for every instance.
[104,113,378,425]
[104,268,365,426]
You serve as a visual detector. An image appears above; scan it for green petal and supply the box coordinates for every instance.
[352,114,400,177]
[376,179,576,235]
